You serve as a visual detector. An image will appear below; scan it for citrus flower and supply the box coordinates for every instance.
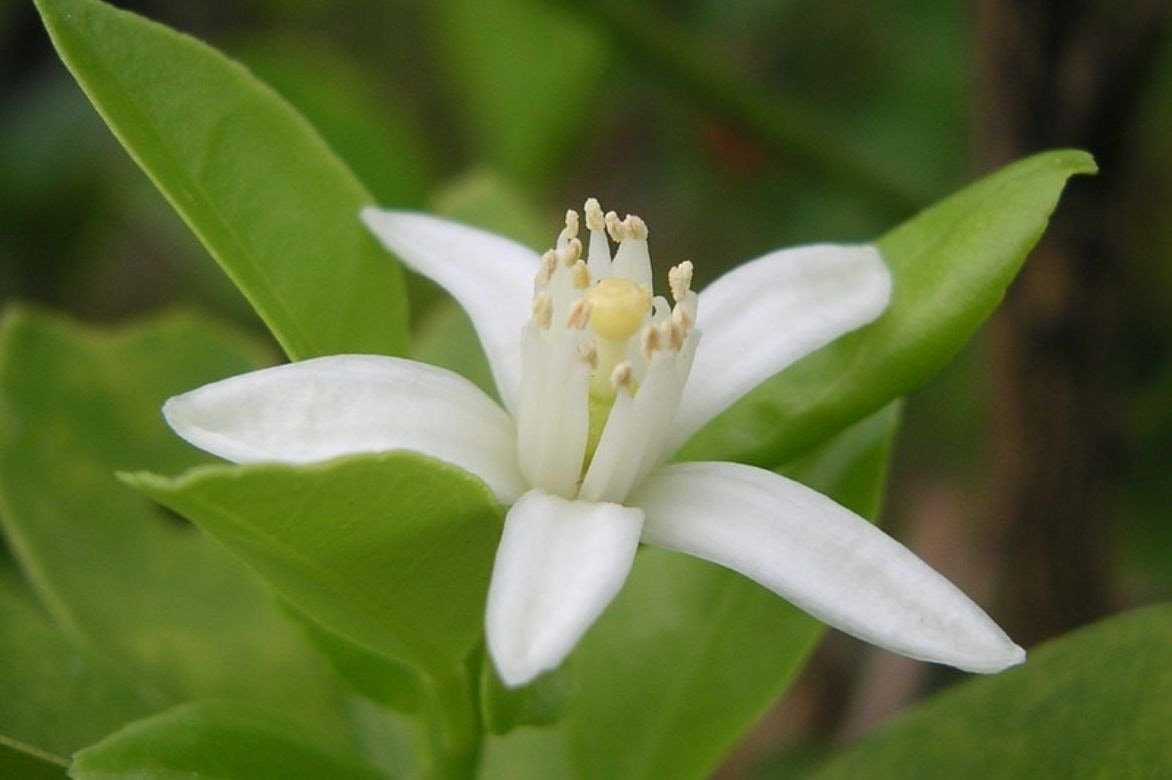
[162,199,1024,687]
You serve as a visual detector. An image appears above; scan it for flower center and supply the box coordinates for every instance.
[516,198,699,500]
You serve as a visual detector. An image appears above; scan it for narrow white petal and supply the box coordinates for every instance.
[632,462,1025,673]
[670,244,891,451]
[485,490,644,687]
[163,355,526,503]
[361,208,537,414]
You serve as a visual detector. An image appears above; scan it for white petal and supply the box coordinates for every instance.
[361,208,538,414]
[485,490,644,687]
[670,244,891,451]
[631,462,1024,673]
[163,355,527,503]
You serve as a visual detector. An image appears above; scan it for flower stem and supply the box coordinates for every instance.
[422,665,482,779]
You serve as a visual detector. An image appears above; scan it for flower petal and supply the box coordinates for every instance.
[631,462,1024,673]
[361,208,538,414]
[669,243,891,451]
[485,490,644,687]
[163,355,526,503]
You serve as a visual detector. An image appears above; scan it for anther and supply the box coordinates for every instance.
[668,261,693,303]
[571,260,591,289]
[641,325,660,360]
[625,215,648,241]
[566,299,591,330]
[584,198,605,231]
[564,209,580,239]
[578,342,598,368]
[557,237,582,267]
[532,292,553,329]
[605,210,625,242]
[610,361,633,391]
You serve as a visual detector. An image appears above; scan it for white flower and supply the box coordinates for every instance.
[162,199,1024,687]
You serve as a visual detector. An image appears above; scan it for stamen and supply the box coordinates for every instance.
[571,261,591,289]
[641,324,660,360]
[625,215,648,241]
[610,361,633,392]
[671,303,693,332]
[668,261,693,303]
[578,342,598,368]
[584,198,605,231]
[564,209,580,239]
[557,237,582,267]
[536,251,557,290]
[605,211,625,242]
[566,299,591,330]
[532,292,553,329]
[662,319,684,350]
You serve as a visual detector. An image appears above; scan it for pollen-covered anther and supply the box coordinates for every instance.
[641,324,660,360]
[578,342,598,369]
[584,198,605,231]
[566,299,591,330]
[557,238,583,267]
[605,211,626,242]
[624,215,648,241]
[535,250,557,290]
[532,292,553,329]
[571,261,591,289]
[668,261,694,303]
[562,209,580,241]
[610,361,634,392]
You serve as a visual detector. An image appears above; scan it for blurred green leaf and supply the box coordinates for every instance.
[0,569,164,756]
[0,736,67,780]
[434,0,609,184]
[238,36,435,208]
[123,452,504,678]
[0,307,349,744]
[536,403,900,780]
[34,0,408,360]
[681,150,1097,466]
[70,701,384,780]
[286,602,426,715]
[810,602,1172,779]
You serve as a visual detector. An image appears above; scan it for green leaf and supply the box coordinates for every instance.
[237,36,435,208]
[34,0,408,360]
[123,452,504,677]
[434,0,609,183]
[529,403,900,780]
[681,150,1096,465]
[0,307,348,744]
[70,701,384,780]
[810,603,1172,779]
[0,568,163,757]
[0,735,68,780]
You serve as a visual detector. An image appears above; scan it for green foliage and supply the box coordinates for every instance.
[123,453,504,678]
[0,736,67,780]
[0,308,351,750]
[433,0,609,184]
[681,150,1098,466]
[33,0,409,360]
[810,603,1172,779]
[70,701,384,780]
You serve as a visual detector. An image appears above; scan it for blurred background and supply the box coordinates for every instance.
[2,0,1170,775]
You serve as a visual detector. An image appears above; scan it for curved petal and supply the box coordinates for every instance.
[670,243,891,451]
[163,355,526,503]
[485,490,644,687]
[631,462,1024,673]
[361,208,538,414]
